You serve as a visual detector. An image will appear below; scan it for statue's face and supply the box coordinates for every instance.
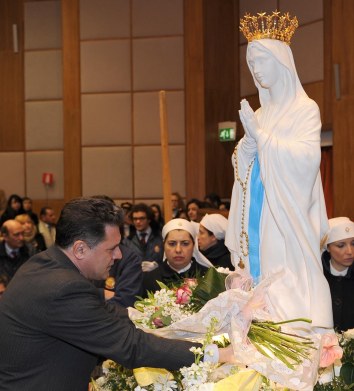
[247,45,281,89]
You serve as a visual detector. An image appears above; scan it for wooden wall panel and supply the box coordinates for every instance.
[203,0,238,199]
[0,0,24,150]
[332,0,354,218]
[184,0,206,200]
[62,0,82,201]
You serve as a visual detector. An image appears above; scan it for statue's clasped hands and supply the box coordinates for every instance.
[239,99,261,141]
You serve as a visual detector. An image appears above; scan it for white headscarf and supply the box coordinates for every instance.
[200,214,228,240]
[326,217,354,247]
[162,218,214,268]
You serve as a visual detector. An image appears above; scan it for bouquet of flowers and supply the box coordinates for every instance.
[91,268,341,390]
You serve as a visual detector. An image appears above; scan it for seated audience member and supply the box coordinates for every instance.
[219,201,231,211]
[0,194,24,226]
[198,214,234,270]
[171,192,185,218]
[0,197,235,389]
[0,274,8,298]
[15,214,46,255]
[38,206,56,248]
[0,220,30,282]
[150,203,165,231]
[125,203,163,272]
[186,198,203,222]
[204,193,222,209]
[121,202,134,238]
[0,190,7,217]
[96,243,143,308]
[322,217,354,331]
[143,218,213,295]
[22,197,39,226]
[176,209,188,220]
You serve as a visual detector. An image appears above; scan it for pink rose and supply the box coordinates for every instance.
[183,278,198,289]
[320,333,343,368]
[175,286,192,304]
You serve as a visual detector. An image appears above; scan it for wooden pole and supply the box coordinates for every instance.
[159,91,172,223]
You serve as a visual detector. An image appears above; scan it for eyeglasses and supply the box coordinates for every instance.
[132,216,147,222]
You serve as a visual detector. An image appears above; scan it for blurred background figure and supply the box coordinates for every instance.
[171,192,185,218]
[198,214,233,270]
[15,214,46,256]
[22,197,39,226]
[150,203,165,231]
[175,209,188,220]
[0,220,30,282]
[186,198,203,222]
[204,193,222,209]
[322,217,354,331]
[38,207,56,248]
[0,194,24,227]
[0,190,7,217]
[121,202,134,238]
[0,274,8,299]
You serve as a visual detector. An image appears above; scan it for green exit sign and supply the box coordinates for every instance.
[219,127,235,142]
[218,121,236,142]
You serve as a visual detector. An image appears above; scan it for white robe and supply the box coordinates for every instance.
[225,39,333,328]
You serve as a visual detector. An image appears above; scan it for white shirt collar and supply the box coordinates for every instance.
[330,260,348,276]
[167,260,192,274]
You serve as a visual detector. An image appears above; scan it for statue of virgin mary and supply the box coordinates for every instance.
[225,21,333,329]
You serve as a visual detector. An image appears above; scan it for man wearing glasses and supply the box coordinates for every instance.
[124,203,163,272]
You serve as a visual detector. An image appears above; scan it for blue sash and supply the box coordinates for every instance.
[248,154,264,285]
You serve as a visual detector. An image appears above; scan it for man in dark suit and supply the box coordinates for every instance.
[0,219,30,282]
[0,197,233,391]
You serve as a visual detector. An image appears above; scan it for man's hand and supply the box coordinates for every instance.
[141,261,158,272]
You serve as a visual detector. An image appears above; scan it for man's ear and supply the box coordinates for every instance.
[72,240,88,259]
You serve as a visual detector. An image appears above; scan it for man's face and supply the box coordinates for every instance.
[4,221,25,249]
[81,225,122,280]
[132,211,150,232]
[42,209,56,225]
[171,195,179,210]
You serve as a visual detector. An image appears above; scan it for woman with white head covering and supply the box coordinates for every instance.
[198,214,234,270]
[142,219,213,296]
[322,217,354,331]
[225,12,333,329]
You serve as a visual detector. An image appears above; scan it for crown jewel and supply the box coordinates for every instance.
[240,11,298,45]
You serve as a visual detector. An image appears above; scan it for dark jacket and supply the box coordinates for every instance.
[125,229,163,264]
[95,243,143,308]
[0,241,30,281]
[143,258,208,296]
[0,246,198,391]
[201,240,234,270]
[322,250,354,331]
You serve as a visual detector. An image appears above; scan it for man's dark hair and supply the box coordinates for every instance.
[131,203,153,221]
[55,197,124,249]
[39,206,52,217]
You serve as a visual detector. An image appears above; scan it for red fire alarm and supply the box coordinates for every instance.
[42,173,54,186]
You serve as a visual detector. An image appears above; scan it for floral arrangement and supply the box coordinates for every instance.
[90,269,349,390]
[314,329,354,390]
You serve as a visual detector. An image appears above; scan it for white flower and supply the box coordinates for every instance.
[343,328,354,340]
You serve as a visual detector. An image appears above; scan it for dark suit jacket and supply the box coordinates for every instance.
[0,241,30,281]
[0,246,197,391]
[94,243,143,308]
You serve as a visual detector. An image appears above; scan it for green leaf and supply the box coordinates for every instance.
[191,268,227,309]
[340,362,354,386]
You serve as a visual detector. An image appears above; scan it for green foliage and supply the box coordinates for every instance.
[191,268,227,311]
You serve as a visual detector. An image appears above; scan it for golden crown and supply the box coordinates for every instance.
[240,11,298,45]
